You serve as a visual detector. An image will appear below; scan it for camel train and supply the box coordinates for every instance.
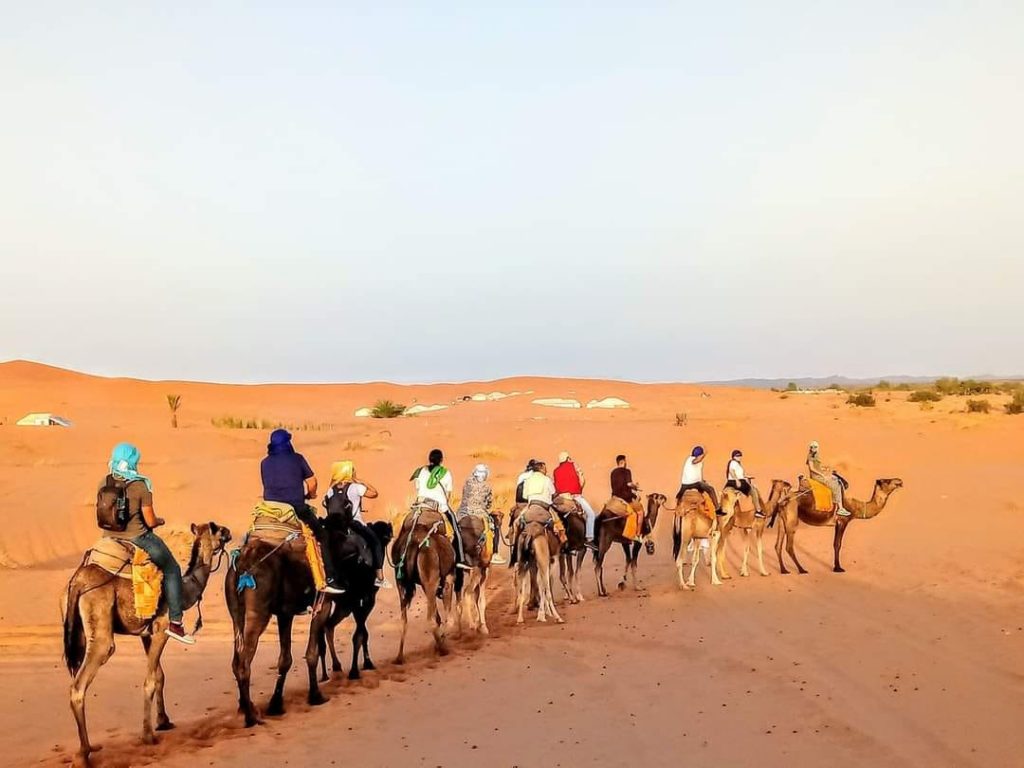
[61,442,901,764]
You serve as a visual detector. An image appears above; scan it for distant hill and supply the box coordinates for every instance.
[700,374,1023,390]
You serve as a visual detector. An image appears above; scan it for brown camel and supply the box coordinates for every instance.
[671,489,722,588]
[593,493,662,597]
[62,522,231,766]
[225,524,318,726]
[770,477,904,574]
[514,521,563,624]
[452,512,495,635]
[714,484,773,579]
[554,496,588,604]
[391,505,456,663]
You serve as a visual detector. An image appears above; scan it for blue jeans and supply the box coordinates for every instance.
[133,530,184,623]
[573,495,597,539]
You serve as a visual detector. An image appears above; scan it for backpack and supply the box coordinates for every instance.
[96,474,130,532]
[325,483,355,521]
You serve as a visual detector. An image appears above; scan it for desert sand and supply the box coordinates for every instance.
[1,360,1022,767]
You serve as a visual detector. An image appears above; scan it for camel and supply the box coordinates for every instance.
[452,512,495,635]
[514,521,563,624]
[391,504,456,664]
[770,476,903,573]
[62,522,232,766]
[225,521,318,726]
[554,496,588,604]
[714,484,773,579]
[311,520,394,689]
[671,489,722,589]
[593,493,662,597]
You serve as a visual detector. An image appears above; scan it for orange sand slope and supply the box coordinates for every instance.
[0,361,1022,767]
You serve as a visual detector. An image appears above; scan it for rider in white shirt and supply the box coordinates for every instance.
[676,446,720,512]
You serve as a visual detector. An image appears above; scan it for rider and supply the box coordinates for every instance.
[807,441,851,517]
[260,429,344,594]
[520,460,566,539]
[725,449,763,514]
[553,451,597,550]
[102,443,194,645]
[410,448,468,569]
[457,463,507,566]
[676,446,720,513]
[610,454,645,540]
[324,460,391,589]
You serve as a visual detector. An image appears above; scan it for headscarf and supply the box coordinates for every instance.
[109,443,152,490]
[331,460,354,486]
[558,451,570,464]
[424,449,447,489]
[809,441,820,455]
[267,429,294,456]
[731,450,742,459]
[472,463,489,482]
[691,446,705,458]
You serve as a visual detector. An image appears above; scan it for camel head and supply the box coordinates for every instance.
[644,493,664,554]
[188,521,233,569]
[874,478,904,498]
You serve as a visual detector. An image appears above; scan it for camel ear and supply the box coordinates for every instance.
[209,521,218,533]
[190,523,198,535]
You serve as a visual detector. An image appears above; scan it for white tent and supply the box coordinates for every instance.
[16,412,72,427]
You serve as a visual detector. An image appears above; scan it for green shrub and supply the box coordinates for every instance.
[935,377,961,395]
[965,399,990,413]
[370,400,406,419]
[785,382,798,391]
[847,392,876,407]
[1006,391,1024,415]
[908,390,942,403]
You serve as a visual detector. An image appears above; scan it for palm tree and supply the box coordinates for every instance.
[167,394,182,428]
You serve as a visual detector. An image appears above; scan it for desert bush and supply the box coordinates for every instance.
[166,394,182,428]
[469,445,510,460]
[779,394,789,400]
[847,392,876,407]
[934,377,960,396]
[674,412,688,427]
[908,390,942,403]
[965,399,991,414]
[1006,391,1024,415]
[785,382,798,391]
[370,400,406,419]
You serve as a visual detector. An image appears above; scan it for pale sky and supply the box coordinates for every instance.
[1,3,1021,383]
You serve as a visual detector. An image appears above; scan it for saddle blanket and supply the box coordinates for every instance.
[808,478,835,513]
[87,538,163,619]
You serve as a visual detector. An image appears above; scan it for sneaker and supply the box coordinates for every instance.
[490,553,508,565]
[322,582,345,595]
[165,622,196,646]
[837,508,852,518]
[374,577,393,589]
[456,562,472,570]
[585,539,598,552]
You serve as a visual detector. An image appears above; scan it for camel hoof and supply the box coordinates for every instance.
[155,719,176,732]
[394,656,405,666]
[347,669,361,681]
[332,663,343,673]
[740,572,748,578]
[142,733,158,746]
[308,691,328,706]
[617,582,626,591]
[363,659,376,671]
[478,625,489,636]
[320,673,329,683]
[798,568,808,575]
[516,616,525,624]
[833,566,845,573]
[266,698,285,717]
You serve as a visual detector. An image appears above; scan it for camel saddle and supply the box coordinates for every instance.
[678,490,716,522]
[458,512,494,562]
[244,502,326,591]
[553,494,584,518]
[399,500,453,538]
[87,538,163,620]
[601,497,643,540]
[805,478,836,514]
[737,494,757,517]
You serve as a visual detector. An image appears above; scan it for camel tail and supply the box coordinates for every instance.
[62,579,86,677]
[591,516,603,563]
[767,504,780,529]
[671,517,683,560]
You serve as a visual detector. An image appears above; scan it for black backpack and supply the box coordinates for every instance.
[96,474,130,532]
[324,483,355,521]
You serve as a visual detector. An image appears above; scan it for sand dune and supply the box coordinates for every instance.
[0,361,1022,767]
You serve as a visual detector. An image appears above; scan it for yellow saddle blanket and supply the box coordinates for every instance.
[247,502,325,591]
[87,538,163,620]
[603,497,643,540]
[808,478,835,513]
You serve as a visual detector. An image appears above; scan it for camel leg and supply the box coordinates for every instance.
[833,517,851,573]
[687,537,701,588]
[426,575,450,656]
[710,533,723,585]
[594,539,609,598]
[617,541,630,591]
[349,604,370,680]
[559,553,573,603]
[395,587,412,665]
[305,601,333,706]
[267,612,297,713]
[478,567,490,635]
[542,559,564,623]
[774,519,788,575]
[516,565,530,624]
[327,622,342,678]
[756,526,769,576]
[232,605,270,727]
[141,632,172,743]
[786,528,808,575]
[70,608,114,763]
[573,550,586,602]
[717,531,732,580]
[740,528,750,577]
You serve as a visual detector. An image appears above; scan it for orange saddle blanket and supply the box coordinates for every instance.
[808,478,836,513]
[88,538,163,619]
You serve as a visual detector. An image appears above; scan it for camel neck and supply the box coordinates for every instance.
[180,544,214,610]
[849,486,889,520]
